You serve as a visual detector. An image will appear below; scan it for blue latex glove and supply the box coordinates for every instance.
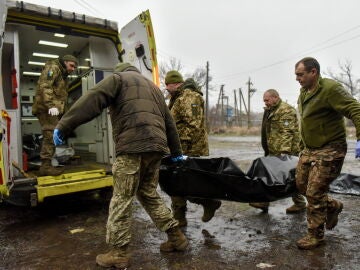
[356,140,360,158]
[53,128,65,146]
[171,155,186,163]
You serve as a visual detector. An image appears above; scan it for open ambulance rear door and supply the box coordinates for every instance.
[0,0,159,206]
[120,10,159,86]
[0,0,10,199]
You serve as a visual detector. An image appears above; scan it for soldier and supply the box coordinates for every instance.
[294,57,360,249]
[249,89,306,213]
[53,63,188,269]
[165,70,221,227]
[32,55,78,176]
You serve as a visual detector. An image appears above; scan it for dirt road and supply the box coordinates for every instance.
[0,135,359,270]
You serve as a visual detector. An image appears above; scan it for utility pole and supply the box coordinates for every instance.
[221,86,224,126]
[216,84,225,126]
[246,77,256,128]
[238,88,243,127]
[239,88,248,127]
[205,61,209,122]
[224,95,229,126]
[233,89,239,126]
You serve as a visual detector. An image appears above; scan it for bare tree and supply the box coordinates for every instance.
[159,57,213,96]
[325,60,360,98]
[184,67,209,88]
[159,57,183,91]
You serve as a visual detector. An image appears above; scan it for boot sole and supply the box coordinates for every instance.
[96,259,129,269]
[296,239,325,250]
[160,239,189,252]
[326,203,343,230]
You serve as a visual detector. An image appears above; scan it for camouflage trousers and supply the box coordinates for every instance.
[296,143,346,235]
[106,152,178,248]
[37,112,60,160]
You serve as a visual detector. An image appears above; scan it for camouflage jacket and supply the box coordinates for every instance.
[56,67,182,157]
[261,99,300,156]
[169,79,209,156]
[32,59,68,115]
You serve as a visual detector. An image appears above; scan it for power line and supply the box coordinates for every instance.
[73,0,97,16]
[77,0,106,18]
[160,24,360,87]
[157,49,204,69]
[217,25,360,80]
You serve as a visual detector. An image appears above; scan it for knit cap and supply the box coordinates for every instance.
[165,70,184,84]
[62,55,78,66]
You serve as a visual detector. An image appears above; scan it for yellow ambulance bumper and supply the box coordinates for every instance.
[0,184,9,198]
[36,169,113,203]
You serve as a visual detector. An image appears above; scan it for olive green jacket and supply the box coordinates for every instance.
[261,99,300,156]
[298,77,360,148]
[56,67,182,157]
[32,59,68,115]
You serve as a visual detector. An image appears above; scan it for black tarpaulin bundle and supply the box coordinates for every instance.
[330,173,360,196]
[159,155,298,202]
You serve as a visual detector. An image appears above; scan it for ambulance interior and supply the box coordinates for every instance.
[1,23,119,173]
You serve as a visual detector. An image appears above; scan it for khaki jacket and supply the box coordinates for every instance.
[262,99,300,156]
[169,79,209,156]
[32,59,68,115]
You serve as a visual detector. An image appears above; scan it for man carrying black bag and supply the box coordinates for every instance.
[164,71,221,227]
[249,89,306,213]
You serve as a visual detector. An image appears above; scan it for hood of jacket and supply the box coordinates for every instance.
[55,58,70,79]
[180,78,203,95]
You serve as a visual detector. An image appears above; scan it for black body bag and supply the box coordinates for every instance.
[159,155,298,202]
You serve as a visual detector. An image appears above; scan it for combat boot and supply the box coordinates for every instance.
[39,159,64,176]
[296,230,324,250]
[96,245,130,269]
[173,206,187,227]
[326,201,343,230]
[202,200,221,222]
[286,203,306,214]
[249,202,269,213]
[160,226,189,252]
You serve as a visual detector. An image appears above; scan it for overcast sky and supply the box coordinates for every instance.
[25,0,360,112]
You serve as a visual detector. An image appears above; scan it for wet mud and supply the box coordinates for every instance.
[1,136,359,270]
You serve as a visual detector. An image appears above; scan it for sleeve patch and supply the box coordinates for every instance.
[191,104,200,116]
[47,70,54,80]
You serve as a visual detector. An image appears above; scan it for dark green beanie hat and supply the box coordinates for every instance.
[114,62,131,72]
[62,55,78,66]
[165,70,184,84]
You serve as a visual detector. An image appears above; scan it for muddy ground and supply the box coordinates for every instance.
[0,135,359,270]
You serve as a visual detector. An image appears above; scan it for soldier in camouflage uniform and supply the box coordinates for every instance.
[54,63,189,269]
[165,70,221,227]
[249,89,306,213]
[32,55,78,176]
[294,57,360,249]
